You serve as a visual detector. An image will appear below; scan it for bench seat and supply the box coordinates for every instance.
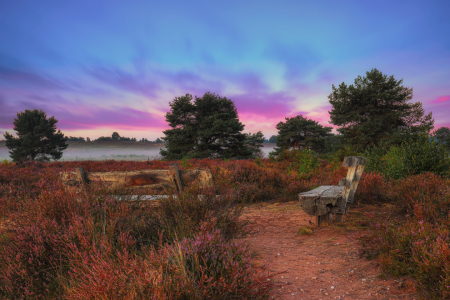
[299,185,344,216]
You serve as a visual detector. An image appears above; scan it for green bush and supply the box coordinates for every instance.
[365,134,450,179]
[275,149,319,174]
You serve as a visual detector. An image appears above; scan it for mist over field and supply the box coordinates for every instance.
[0,142,276,161]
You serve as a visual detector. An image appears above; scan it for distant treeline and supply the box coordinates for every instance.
[66,131,276,144]
[263,135,277,143]
[67,132,164,143]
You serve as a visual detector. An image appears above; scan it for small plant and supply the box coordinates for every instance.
[297,226,313,235]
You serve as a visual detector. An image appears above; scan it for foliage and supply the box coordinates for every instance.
[67,136,86,142]
[364,134,450,179]
[359,173,450,299]
[354,172,391,204]
[0,161,278,298]
[96,133,137,142]
[329,68,434,150]
[2,153,450,298]
[434,126,450,148]
[268,135,277,143]
[271,115,332,157]
[3,109,68,162]
[244,131,265,158]
[274,149,320,175]
[111,131,120,140]
[322,133,342,154]
[161,92,259,160]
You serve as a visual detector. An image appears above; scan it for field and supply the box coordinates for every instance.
[0,142,277,161]
[1,157,450,299]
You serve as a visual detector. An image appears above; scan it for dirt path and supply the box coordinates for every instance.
[239,202,418,300]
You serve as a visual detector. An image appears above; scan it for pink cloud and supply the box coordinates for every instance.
[434,122,450,130]
[231,92,296,120]
[430,95,450,104]
[56,106,169,131]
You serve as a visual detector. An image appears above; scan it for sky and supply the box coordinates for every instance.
[0,0,449,140]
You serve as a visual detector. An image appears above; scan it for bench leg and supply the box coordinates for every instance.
[328,213,334,225]
[317,214,334,227]
[334,213,344,222]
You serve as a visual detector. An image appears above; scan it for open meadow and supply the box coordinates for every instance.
[1,156,450,299]
[0,142,277,162]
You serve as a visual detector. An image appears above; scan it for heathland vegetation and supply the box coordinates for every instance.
[1,68,450,298]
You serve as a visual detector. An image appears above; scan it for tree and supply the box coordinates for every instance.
[112,132,120,140]
[270,115,332,157]
[67,136,85,142]
[160,92,255,159]
[434,127,450,147]
[268,135,277,143]
[4,109,68,162]
[328,68,434,150]
[244,131,265,158]
[155,137,163,143]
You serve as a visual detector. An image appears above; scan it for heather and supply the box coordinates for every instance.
[357,172,450,299]
[0,159,290,299]
[0,157,349,299]
[2,153,450,299]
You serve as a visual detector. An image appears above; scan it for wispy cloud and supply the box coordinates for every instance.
[0,66,71,90]
[430,95,450,104]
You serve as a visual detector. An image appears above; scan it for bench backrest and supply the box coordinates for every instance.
[59,163,214,193]
[341,156,367,204]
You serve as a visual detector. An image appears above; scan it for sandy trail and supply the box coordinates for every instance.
[239,202,418,300]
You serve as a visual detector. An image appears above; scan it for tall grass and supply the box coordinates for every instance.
[2,152,448,298]
[0,160,281,299]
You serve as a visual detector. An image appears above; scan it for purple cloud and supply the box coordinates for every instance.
[57,106,168,131]
[232,92,295,119]
[0,66,71,90]
[86,67,161,98]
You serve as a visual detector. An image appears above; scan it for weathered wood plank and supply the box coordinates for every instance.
[169,163,184,192]
[299,186,343,216]
[60,168,214,192]
[76,167,88,186]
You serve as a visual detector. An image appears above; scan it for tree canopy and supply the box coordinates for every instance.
[434,127,450,148]
[112,132,120,140]
[268,135,277,143]
[4,109,68,162]
[328,68,434,150]
[270,115,332,157]
[160,92,260,160]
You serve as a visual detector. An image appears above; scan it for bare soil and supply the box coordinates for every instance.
[239,201,419,300]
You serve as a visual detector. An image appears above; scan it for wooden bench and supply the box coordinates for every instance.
[298,156,367,226]
[59,163,214,195]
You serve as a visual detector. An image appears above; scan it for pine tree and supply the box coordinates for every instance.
[4,109,68,162]
[328,68,434,150]
[160,92,257,159]
[271,115,332,157]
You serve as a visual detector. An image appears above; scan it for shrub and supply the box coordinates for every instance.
[359,219,450,299]
[359,174,450,299]
[390,172,450,219]
[170,227,275,299]
[354,172,390,205]
[365,134,450,179]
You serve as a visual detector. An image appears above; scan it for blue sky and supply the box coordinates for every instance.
[1,0,449,139]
